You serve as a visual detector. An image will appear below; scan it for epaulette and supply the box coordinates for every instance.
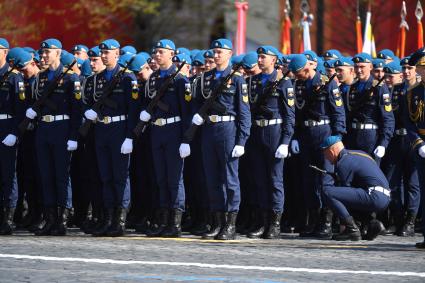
[233,71,242,77]
[11,69,20,74]
[320,74,329,84]
[63,67,74,74]
[125,69,133,73]
[372,79,382,87]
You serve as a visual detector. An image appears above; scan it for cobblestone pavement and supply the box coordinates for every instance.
[0,229,424,283]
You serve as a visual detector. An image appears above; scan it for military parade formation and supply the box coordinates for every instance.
[0,36,425,249]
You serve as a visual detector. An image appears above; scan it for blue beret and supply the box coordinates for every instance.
[408,48,425,66]
[276,52,284,66]
[88,46,101,57]
[288,54,308,72]
[118,53,134,67]
[324,49,342,59]
[324,59,337,68]
[321,135,342,149]
[6,47,24,64]
[316,61,326,75]
[41,38,62,49]
[172,53,192,65]
[383,61,402,74]
[129,53,148,72]
[400,56,410,65]
[138,52,151,61]
[372,58,385,69]
[283,54,294,64]
[335,57,354,67]
[72,44,89,53]
[177,47,190,56]
[204,49,214,58]
[303,50,318,62]
[353,52,372,63]
[33,52,40,63]
[257,45,279,56]
[0,38,9,49]
[192,52,205,66]
[211,38,232,50]
[155,39,175,51]
[76,58,85,68]
[60,50,75,67]
[99,39,120,50]
[242,52,258,69]
[231,54,244,65]
[377,49,395,60]
[80,60,92,77]
[14,50,33,69]
[120,45,137,55]
[23,47,35,53]
[190,49,201,61]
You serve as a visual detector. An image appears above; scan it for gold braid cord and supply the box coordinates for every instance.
[407,91,424,122]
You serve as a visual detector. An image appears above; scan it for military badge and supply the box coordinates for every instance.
[74,81,82,100]
[18,82,25,100]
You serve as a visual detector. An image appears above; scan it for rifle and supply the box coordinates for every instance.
[18,60,76,134]
[0,66,17,108]
[79,57,136,138]
[309,164,339,183]
[303,73,337,121]
[183,63,242,143]
[132,62,186,138]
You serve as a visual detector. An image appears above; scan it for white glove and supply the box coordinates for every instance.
[419,145,425,158]
[275,144,289,159]
[139,110,151,122]
[120,138,133,154]
[231,145,245,158]
[291,140,300,154]
[179,143,191,158]
[67,140,78,151]
[84,109,98,121]
[26,108,37,119]
[2,134,17,147]
[373,146,386,158]
[192,113,204,126]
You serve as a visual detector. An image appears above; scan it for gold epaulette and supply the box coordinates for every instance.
[11,69,20,74]
[372,79,381,87]
[233,71,242,77]
[320,74,329,84]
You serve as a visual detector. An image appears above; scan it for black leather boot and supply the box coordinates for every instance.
[315,208,333,239]
[242,208,259,235]
[332,216,361,241]
[146,208,169,237]
[106,207,127,237]
[92,208,113,237]
[216,211,238,240]
[0,207,15,235]
[161,209,183,238]
[51,207,70,236]
[299,208,320,237]
[35,207,57,236]
[263,210,282,239]
[247,210,267,239]
[202,212,224,239]
[365,219,385,240]
[397,212,416,237]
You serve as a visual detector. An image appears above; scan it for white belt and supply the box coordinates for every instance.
[368,186,391,197]
[255,118,282,127]
[303,119,330,127]
[395,128,407,136]
[0,114,12,120]
[208,115,235,123]
[41,115,70,122]
[97,115,127,124]
[152,116,181,127]
[351,122,379,130]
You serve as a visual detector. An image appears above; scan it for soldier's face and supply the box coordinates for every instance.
[402,65,416,81]
[90,57,105,73]
[41,48,60,66]
[384,73,403,87]
[294,67,310,80]
[154,48,173,66]
[354,63,372,81]
[100,49,119,67]
[213,48,232,66]
[0,49,7,64]
[138,64,152,81]
[372,68,385,80]
[20,61,37,78]
[74,51,88,60]
[335,66,354,83]
[204,58,216,71]
[258,54,276,72]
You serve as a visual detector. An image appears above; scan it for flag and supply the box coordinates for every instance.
[362,5,376,57]
[396,1,408,58]
[356,16,363,54]
[302,17,311,51]
[281,14,291,54]
[416,0,424,48]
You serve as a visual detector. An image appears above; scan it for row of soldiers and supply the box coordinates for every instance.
[0,37,424,246]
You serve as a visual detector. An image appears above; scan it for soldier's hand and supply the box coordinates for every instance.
[373,146,386,158]
[2,134,17,147]
[139,110,151,122]
[25,108,37,119]
[84,109,98,121]
[419,145,425,158]
[231,145,245,158]
[120,138,133,154]
[67,140,78,151]
[179,143,191,158]
[192,113,204,126]
[291,140,300,154]
[275,144,289,159]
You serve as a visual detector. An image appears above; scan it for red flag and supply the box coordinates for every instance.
[356,17,363,53]
[396,1,408,58]
[281,15,291,54]
[235,1,249,55]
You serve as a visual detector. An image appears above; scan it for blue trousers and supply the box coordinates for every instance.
[95,122,130,209]
[151,123,185,211]
[346,128,381,164]
[249,125,284,213]
[202,121,240,212]
[35,121,72,208]
[0,120,18,208]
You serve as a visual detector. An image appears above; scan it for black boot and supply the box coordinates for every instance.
[35,207,57,236]
[146,208,169,237]
[315,208,333,239]
[161,209,183,238]
[216,211,238,240]
[202,212,224,239]
[92,208,113,237]
[51,207,70,236]
[332,216,361,241]
[365,219,385,241]
[27,208,44,233]
[263,210,282,239]
[106,207,127,237]
[191,210,210,236]
[0,207,15,235]
[242,209,259,235]
[299,208,320,237]
[397,212,416,237]
[247,210,267,239]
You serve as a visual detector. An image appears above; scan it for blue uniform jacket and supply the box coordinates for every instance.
[403,81,425,151]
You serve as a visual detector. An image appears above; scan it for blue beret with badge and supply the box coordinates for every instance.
[23,47,35,53]
[155,39,176,51]
[324,59,337,68]
[60,50,76,67]
[408,47,425,66]
[192,51,205,66]
[377,49,395,60]
[177,47,190,56]
[242,51,258,69]
[324,49,342,59]
[211,38,233,50]
[288,54,308,72]
[173,53,192,65]
[257,45,279,56]
[400,56,410,65]
[80,59,93,77]
[99,39,120,50]
[14,50,33,69]
[352,52,372,63]
[0,38,9,49]
[129,53,148,72]
[72,44,89,53]
[190,49,201,61]
[320,135,342,149]
[88,46,101,57]
[383,61,402,74]
[335,56,354,67]
[303,50,318,62]
[120,45,137,55]
[41,38,62,49]
[204,49,214,58]
[372,58,385,69]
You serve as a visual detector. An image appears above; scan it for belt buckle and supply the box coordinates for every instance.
[210,115,218,123]
[43,115,53,122]
[154,118,165,126]
[308,120,314,127]
[259,120,267,127]
[103,116,111,124]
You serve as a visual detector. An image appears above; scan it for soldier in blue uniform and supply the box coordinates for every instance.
[377,49,396,64]
[321,136,391,241]
[83,39,139,237]
[72,44,89,60]
[139,39,191,238]
[346,53,395,163]
[246,45,295,239]
[372,59,385,80]
[191,38,251,240]
[335,57,356,117]
[24,39,82,236]
[289,54,346,239]
[405,49,425,248]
